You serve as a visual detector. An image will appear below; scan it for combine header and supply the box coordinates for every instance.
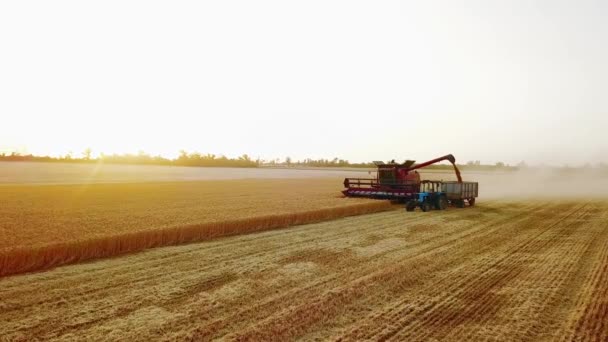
[342,154,478,211]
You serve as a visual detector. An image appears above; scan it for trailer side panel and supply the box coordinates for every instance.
[442,181,478,200]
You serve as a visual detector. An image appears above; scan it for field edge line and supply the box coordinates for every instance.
[0,201,395,278]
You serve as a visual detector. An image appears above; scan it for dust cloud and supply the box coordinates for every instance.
[422,168,608,199]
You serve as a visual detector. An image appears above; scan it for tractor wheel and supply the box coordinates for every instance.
[405,201,416,212]
[433,196,443,210]
[436,196,448,210]
[468,198,476,206]
[421,201,431,212]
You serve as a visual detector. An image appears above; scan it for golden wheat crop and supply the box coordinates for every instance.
[0,178,393,276]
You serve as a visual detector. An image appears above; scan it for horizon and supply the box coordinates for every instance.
[2,1,607,166]
[2,148,607,168]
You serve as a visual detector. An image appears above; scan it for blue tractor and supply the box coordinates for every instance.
[405,181,449,212]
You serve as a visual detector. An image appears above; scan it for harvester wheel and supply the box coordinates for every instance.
[436,196,448,210]
[405,201,416,212]
[421,201,431,212]
[468,198,476,206]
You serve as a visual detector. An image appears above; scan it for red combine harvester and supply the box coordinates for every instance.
[343,154,478,210]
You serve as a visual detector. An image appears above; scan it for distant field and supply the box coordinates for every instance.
[0,179,392,276]
[2,200,607,341]
[0,161,371,184]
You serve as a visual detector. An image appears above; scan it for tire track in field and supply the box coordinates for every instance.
[407,204,596,341]
[321,215,537,340]
[198,203,536,340]
[324,202,559,339]
[561,213,608,342]
[543,213,608,341]
[160,220,485,339]
[220,203,547,341]
[385,204,589,341]
[69,207,484,341]
[471,207,608,342]
[151,203,532,338]
[333,203,584,341]
[129,203,532,338]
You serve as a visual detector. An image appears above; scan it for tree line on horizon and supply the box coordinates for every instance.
[0,150,530,170]
[0,150,259,168]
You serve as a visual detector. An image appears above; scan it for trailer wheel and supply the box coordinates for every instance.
[436,196,448,210]
[468,198,476,206]
[456,199,465,208]
[405,201,416,212]
[421,201,431,212]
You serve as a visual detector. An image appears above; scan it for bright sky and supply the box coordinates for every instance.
[1,0,607,165]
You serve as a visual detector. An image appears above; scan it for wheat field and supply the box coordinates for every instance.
[1,200,606,341]
[0,178,392,277]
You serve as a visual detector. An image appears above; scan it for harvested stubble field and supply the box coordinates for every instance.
[0,179,391,277]
[1,200,607,341]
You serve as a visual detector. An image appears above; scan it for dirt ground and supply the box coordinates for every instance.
[1,200,607,341]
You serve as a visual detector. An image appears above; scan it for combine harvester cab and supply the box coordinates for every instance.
[342,159,421,200]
